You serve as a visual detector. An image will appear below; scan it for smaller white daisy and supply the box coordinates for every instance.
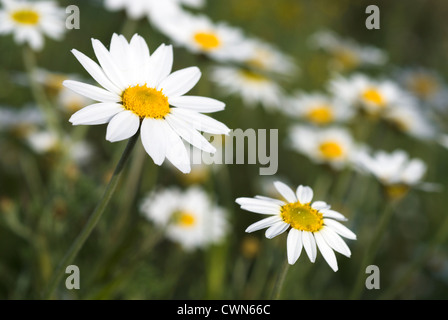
[210,65,285,111]
[236,181,356,271]
[328,73,403,116]
[354,149,438,199]
[153,11,252,63]
[289,125,362,170]
[0,0,66,51]
[284,92,354,126]
[140,186,228,251]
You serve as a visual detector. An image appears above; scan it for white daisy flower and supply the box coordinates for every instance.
[0,0,66,51]
[236,181,356,271]
[309,30,387,71]
[383,96,436,141]
[354,149,438,199]
[284,92,353,126]
[210,65,284,111]
[63,33,230,174]
[140,186,228,251]
[289,125,362,170]
[328,73,403,116]
[154,12,251,63]
[243,38,299,77]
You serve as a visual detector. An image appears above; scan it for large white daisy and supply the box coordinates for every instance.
[236,181,356,271]
[0,0,66,51]
[64,33,230,174]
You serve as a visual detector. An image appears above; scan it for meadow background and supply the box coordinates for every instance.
[1,0,448,300]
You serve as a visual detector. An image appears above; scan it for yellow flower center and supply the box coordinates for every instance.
[307,105,334,125]
[122,84,170,119]
[12,9,40,25]
[334,48,359,70]
[362,88,385,107]
[319,141,344,159]
[193,31,221,51]
[280,202,323,232]
[384,184,410,201]
[240,70,268,82]
[409,75,439,99]
[173,211,197,228]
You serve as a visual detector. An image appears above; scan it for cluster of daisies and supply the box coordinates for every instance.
[0,0,446,274]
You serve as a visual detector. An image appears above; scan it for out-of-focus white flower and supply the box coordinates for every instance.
[309,30,387,71]
[284,92,354,126]
[328,73,404,116]
[0,0,66,51]
[0,105,44,132]
[140,186,229,251]
[64,33,230,174]
[153,11,252,63]
[236,181,356,271]
[289,125,362,170]
[210,65,285,111]
[354,149,439,199]
[25,129,58,153]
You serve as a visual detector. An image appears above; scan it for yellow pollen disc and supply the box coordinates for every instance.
[174,211,197,228]
[240,70,267,82]
[410,75,439,99]
[384,184,410,201]
[319,141,344,159]
[334,49,359,70]
[193,31,221,51]
[122,84,170,119]
[362,88,385,107]
[280,202,323,232]
[307,106,334,125]
[12,9,40,25]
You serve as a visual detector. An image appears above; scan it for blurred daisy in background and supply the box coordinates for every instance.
[0,105,44,136]
[284,92,353,126]
[289,125,363,170]
[64,33,230,174]
[309,30,387,72]
[153,12,252,63]
[383,96,436,141]
[236,181,356,271]
[243,38,299,78]
[328,73,404,117]
[140,186,228,251]
[0,0,66,51]
[354,149,439,200]
[210,65,284,111]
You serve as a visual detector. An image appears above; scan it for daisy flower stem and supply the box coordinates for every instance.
[43,133,139,299]
[270,258,290,300]
[349,200,396,299]
[22,46,61,137]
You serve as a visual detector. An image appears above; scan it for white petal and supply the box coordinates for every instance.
[265,221,289,239]
[273,181,297,203]
[168,96,225,113]
[245,215,282,233]
[170,108,230,135]
[71,49,122,95]
[146,44,173,87]
[165,114,216,153]
[69,103,124,125]
[158,66,201,97]
[287,228,303,265]
[254,195,286,206]
[63,80,120,103]
[92,38,127,89]
[140,117,168,165]
[235,197,282,211]
[323,219,357,240]
[106,110,140,142]
[314,232,338,272]
[302,231,317,263]
[311,201,331,211]
[297,185,313,204]
[321,209,348,221]
[319,226,351,257]
[163,122,191,173]
[239,205,280,215]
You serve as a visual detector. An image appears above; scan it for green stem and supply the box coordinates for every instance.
[42,134,139,299]
[349,200,396,300]
[270,258,290,300]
